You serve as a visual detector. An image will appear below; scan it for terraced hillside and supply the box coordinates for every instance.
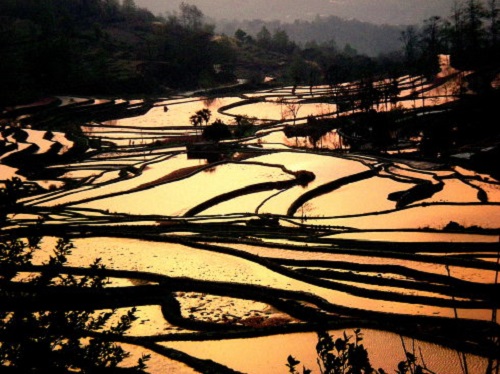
[1,68,499,373]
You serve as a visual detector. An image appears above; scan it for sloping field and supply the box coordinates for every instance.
[1,74,499,373]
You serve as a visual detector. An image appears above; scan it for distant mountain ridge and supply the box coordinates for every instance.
[135,0,458,25]
[217,16,405,56]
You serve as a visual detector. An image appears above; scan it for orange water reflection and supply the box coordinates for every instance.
[4,76,499,374]
[164,329,488,374]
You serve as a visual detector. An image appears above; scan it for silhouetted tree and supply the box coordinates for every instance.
[122,0,136,12]
[233,115,257,138]
[198,108,211,126]
[419,16,444,78]
[287,329,435,374]
[190,113,203,136]
[448,0,488,68]
[487,0,499,47]
[0,234,150,372]
[190,108,212,137]
[234,28,253,44]
[179,2,205,31]
[202,119,232,142]
[357,78,380,112]
[256,26,272,49]
[278,97,302,125]
[400,25,420,75]
[271,29,294,53]
[464,0,486,49]
[0,178,24,223]
[287,55,309,93]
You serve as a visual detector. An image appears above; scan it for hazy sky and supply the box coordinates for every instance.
[134,0,458,25]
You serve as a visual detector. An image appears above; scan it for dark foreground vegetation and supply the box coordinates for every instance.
[286,329,435,374]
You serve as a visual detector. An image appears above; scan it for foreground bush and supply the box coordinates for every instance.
[286,329,433,374]
[0,235,150,373]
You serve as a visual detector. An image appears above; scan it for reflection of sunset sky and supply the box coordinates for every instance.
[4,75,499,374]
[299,204,500,231]
[73,162,295,215]
[34,236,475,319]
[105,97,239,128]
[164,329,488,374]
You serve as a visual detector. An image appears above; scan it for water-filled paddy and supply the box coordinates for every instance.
[2,77,499,373]
[163,329,489,374]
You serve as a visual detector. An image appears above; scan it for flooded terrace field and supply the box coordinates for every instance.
[1,72,499,373]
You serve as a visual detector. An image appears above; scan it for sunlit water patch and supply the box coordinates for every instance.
[0,164,22,180]
[468,179,500,202]
[244,152,371,215]
[301,176,410,217]
[33,237,469,318]
[200,190,281,215]
[27,154,205,208]
[71,162,296,215]
[163,328,488,374]
[103,97,240,128]
[328,231,499,243]
[414,178,482,205]
[225,242,498,284]
[224,100,336,122]
[297,205,500,230]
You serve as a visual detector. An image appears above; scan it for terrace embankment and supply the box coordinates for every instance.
[287,166,382,216]
[184,168,314,216]
[5,253,498,359]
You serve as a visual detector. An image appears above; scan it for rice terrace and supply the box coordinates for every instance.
[1,1,499,373]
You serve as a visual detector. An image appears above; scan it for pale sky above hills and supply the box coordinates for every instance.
[134,0,458,25]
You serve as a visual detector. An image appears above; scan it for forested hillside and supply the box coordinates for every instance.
[1,0,498,109]
[0,1,237,106]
